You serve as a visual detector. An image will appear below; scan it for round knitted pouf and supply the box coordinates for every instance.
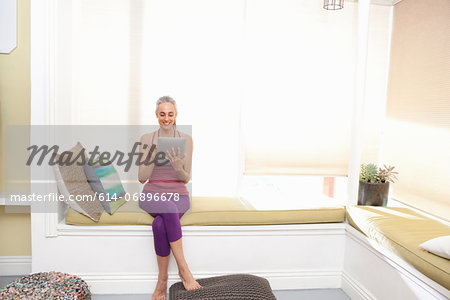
[0,271,91,300]
[169,274,276,300]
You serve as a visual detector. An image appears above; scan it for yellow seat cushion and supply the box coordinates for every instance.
[347,206,450,290]
[65,197,345,226]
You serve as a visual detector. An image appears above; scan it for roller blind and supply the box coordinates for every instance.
[56,0,244,196]
[243,0,391,176]
[383,0,450,220]
[55,0,392,193]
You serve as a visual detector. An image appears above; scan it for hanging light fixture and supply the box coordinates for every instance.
[324,0,344,10]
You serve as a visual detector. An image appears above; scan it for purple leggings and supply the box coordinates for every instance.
[139,193,190,257]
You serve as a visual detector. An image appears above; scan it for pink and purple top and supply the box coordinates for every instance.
[142,130,189,195]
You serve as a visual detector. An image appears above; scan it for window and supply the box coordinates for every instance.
[241,175,348,209]
[54,0,391,202]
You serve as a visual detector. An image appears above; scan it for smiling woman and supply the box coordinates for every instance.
[138,96,200,300]
[156,96,178,128]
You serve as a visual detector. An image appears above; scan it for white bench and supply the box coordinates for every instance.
[344,225,449,300]
[25,192,449,299]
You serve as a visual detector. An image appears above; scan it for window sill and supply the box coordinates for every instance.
[56,218,347,237]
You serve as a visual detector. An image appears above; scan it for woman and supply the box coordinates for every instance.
[138,96,202,300]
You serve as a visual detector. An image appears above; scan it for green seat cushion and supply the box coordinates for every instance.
[65,196,345,226]
[347,206,450,289]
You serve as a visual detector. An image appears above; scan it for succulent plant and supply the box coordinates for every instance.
[377,164,398,183]
[360,163,378,183]
[360,164,398,184]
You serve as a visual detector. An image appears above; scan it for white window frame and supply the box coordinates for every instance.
[30,0,371,237]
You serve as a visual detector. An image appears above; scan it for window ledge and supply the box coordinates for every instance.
[56,219,347,237]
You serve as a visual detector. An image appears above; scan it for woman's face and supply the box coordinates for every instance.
[156,102,177,129]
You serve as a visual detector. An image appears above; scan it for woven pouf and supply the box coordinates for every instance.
[169,274,276,300]
[0,271,91,300]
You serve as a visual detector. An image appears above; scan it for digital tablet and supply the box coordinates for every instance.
[157,137,186,158]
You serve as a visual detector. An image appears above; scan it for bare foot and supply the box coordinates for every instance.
[178,269,202,291]
[152,277,167,300]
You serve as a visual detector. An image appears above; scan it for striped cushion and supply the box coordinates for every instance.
[88,157,126,215]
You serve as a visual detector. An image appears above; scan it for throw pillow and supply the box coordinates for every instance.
[88,155,126,215]
[53,142,104,222]
[419,235,450,259]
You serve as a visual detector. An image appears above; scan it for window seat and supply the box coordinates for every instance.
[346,206,450,290]
[65,196,346,226]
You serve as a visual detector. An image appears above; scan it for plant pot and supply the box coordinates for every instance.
[357,181,389,206]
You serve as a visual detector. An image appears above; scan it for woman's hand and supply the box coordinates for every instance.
[166,147,185,172]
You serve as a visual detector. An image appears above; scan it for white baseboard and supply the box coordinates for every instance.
[263,270,342,290]
[0,256,32,276]
[79,270,342,294]
[341,271,376,300]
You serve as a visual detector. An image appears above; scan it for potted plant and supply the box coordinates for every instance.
[358,164,398,206]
